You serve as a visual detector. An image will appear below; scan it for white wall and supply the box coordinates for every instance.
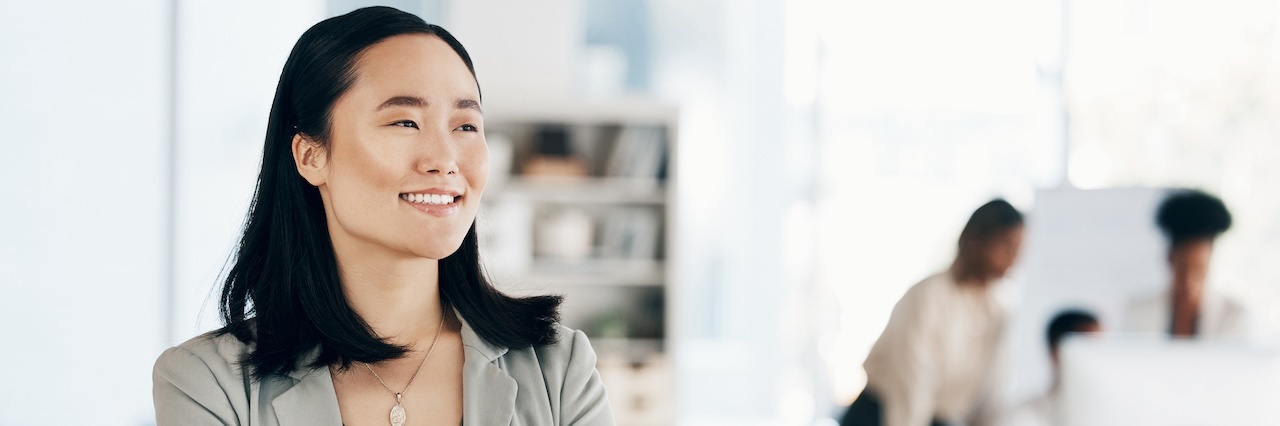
[0,1,169,424]
[170,0,324,344]
[0,1,327,423]
[444,0,584,106]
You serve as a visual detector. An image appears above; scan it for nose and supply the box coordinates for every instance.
[415,129,459,175]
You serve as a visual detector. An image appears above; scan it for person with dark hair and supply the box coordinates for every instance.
[998,310,1101,426]
[152,7,614,425]
[1126,189,1249,339]
[842,199,1025,426]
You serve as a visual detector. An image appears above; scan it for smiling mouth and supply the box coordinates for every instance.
[399,193,461,205]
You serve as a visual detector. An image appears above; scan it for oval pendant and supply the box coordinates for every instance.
[390,403,406,426]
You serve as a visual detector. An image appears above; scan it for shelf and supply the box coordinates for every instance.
[489,258,665,288]
[487,177,666,205]
[589,337,666,357]
[480,99,676,426]
[484,97,678,125]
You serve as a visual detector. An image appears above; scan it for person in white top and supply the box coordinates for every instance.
[842,199,1025,426]
[998,310,1101,426]
[1125,189,1249,339]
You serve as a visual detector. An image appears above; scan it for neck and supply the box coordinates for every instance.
[950,261,993,286]
[1171,273,1204,307]
[1169,275,1203,337]
[332,233,446,348]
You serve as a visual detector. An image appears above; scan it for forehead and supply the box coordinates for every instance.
[348,33,479,100]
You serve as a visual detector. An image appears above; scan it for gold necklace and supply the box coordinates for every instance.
[361,312,446,426]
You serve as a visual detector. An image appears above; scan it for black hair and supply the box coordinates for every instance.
[1046,309,1099,351]
[952,198,1025,281]
[1155,189,1232,248]
[217,6,561,380]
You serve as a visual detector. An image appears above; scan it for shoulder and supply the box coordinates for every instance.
[153,331,253,395]
[896,272,952,306]
[1206,290,1253,337]
[494,324,603,397]
[1128,290,1166,309]
[916,272,954,293]
[152,331,254,424]
[540,324,597,365]
[1124,290,1167,330]
[154,330,251,382]
[503,324,599,375]
[1211,291,1247,313]
[509,325,614,423]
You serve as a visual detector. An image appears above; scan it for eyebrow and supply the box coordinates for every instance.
[455,98,482,112]
[375,96,482,113]
[375,95,427,111]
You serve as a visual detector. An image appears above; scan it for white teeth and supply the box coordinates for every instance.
[401,193,456,205]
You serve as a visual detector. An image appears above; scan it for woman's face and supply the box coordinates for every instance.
[985,225,1025,278]
[297,34,487,260]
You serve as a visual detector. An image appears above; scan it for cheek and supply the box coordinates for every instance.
[326,143,404,215]
[463,141,490,190]
[991,245,1014,266]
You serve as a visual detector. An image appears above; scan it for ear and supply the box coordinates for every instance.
[292,133,328,186]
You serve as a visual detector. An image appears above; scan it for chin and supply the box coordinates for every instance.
[409,237,467,260]
[402,221,473,259]
[408,246,458,260]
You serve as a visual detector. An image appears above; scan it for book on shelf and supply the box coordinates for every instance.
[604,125,666,184]
[598,208,661,260]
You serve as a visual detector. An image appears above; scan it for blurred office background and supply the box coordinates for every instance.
[3,0,1280,424]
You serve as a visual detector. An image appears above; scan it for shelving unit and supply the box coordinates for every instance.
[477,98,677,425]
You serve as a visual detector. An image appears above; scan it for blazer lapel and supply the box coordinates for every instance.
[265,313,516,425]
[459,313,517,426]
[272,357,344,425]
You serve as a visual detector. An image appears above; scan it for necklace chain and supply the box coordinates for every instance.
[361,311,447,399]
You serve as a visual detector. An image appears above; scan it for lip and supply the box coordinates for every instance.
[400,188,463,217]
[401,188,462,197]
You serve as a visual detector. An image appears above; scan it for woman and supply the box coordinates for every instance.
[1125,189,1249,339]
[152,7,614,426]
[842,199,1024,426]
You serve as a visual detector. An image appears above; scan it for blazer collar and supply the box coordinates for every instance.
[457,310,509,361]
[272,346,344,424]
[457,311,518,426]
[269,310,518,425]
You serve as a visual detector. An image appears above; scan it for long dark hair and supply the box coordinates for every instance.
[951,198,1024,282]
[218,6,562,380]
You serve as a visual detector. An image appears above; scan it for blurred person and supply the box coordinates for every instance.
[998,310,1101,426]
[151,7,613,425]
[1126,189,1248,339]
[841,199,1025,426]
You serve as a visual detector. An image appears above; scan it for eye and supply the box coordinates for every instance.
[457,124,479,132]
[391,120,419,129]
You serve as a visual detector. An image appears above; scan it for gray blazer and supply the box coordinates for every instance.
[153,316,615,425]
